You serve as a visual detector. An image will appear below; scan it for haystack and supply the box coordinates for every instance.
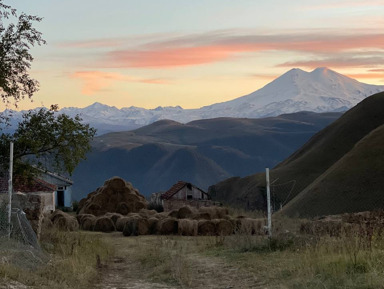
[178,219,198,236]
[198,220,215,236]
[214,219,233,236]
[94,216,116,233]
[77,177,148,216]
[157,218,178,235]
[138,209,157,219]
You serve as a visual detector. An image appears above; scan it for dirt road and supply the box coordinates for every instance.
[95,233,266,289]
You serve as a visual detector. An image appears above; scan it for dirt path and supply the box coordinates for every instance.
[95,233,266,289]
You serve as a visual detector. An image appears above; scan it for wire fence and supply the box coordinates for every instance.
[0,168,48,269]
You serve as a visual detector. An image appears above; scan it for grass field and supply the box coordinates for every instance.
[2,214,384,288]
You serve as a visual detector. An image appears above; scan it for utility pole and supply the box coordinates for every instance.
[7,142,13,239]
[266,168,272,238]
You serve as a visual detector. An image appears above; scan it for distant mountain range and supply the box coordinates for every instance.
[71,111,341,200]
[2,68,383,135]
[209,91,384,217]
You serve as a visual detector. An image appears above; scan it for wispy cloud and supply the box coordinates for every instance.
[60,30,384,70]
[71,71,168,95]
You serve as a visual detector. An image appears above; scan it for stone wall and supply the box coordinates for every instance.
[0,192,47,239]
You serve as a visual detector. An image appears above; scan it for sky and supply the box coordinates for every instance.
[6,0,384,110]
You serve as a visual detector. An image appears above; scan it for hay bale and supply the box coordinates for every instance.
[50,210,67,223]
[168,210,179,218]
[178,206,195,219]
[52,214,79,231]
[122,216,149,236]
[81,216,96,231]
[76,214,95,224]
[178,219,198,236]
[214,219,233,236]
[105,212,123,225]
[139,209,157,218]
[156,212,169,220]
[198,220,215,236]
[94,216,116,233]
[237,218,262,235]
[192,212,211,220]
[157,218,178,235]
[148,217,159,234]
[116,217,130,232]
[199,206,229,219]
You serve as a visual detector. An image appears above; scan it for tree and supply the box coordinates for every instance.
[0,0,45,105]
[0,105,97,177]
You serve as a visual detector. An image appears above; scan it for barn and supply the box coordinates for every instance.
[161,181,216,211]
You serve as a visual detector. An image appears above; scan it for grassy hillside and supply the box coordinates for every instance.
[210,92,384,213]
[281,123,384,217]
[72,112,340,200]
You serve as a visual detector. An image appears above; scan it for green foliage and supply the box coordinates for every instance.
[0,105,96,176]
[0,0,46,105]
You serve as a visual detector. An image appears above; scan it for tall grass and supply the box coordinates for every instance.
[0,228,113,288]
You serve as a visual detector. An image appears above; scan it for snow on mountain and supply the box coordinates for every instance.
[2,68,383,134]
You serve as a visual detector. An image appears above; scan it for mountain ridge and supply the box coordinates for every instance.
[2,68,383,135]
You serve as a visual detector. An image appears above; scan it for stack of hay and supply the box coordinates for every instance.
[77,177,148,216]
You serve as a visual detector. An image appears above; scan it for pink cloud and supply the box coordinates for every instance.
[101,32,384,68]
[71,71,167,95]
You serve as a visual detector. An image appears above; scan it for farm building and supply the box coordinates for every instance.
[161,181,218,211]
[0,176,56,213]
[39,171,73,208]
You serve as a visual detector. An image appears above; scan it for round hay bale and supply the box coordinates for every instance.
[116,217,130,232]
[168,210,179,218]
[148,217,159,235]
[122,216,149,236]
[76,214,95,224]
[50,210,67,223]
[81,216,96,231]
[199,206,228,219]
[53,215,79,231]
[178,206,195,219]
[157,218,178,235]
[156,212,169,220]
[105,212,123,225]
[192,212,211,220]
[103,177,127,190]
[198,220,215,236]
[139,209,157,218]
[178,219,198,236]
[94,216,116,233]
[214,219,233,236]
[116,202,130,215]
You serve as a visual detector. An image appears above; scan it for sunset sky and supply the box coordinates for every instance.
[9,0,384,110]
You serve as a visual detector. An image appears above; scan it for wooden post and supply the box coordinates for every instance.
[7,142,14,238]
[266,168,272,238]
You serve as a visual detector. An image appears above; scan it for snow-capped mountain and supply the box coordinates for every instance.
[3,68,384,134]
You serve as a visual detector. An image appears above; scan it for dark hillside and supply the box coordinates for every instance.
[210,92,384,211]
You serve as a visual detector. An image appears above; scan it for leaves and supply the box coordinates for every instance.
[0,0,46,106]
[0,106,96,176]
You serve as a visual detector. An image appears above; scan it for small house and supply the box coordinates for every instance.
[161,181,214,211]
[0,176,56,213]
[39,171,73,208]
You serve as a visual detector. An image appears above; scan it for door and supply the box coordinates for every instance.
[57,190,65,207]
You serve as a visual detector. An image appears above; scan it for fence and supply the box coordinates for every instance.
[0,143,48,269]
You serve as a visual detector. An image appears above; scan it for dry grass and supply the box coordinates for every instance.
[0,228,113,288]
